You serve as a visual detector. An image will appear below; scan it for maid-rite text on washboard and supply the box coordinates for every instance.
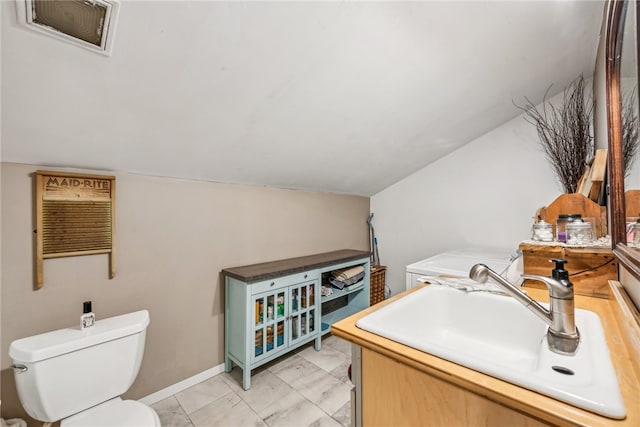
[35,170,116,287]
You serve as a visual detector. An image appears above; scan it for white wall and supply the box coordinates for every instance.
[371,105,564,296]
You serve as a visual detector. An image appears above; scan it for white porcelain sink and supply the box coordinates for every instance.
[356,284,626,419]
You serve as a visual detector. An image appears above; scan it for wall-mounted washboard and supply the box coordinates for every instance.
[35,170,116,288]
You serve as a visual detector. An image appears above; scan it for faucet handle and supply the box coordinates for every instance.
[521,274,574,299]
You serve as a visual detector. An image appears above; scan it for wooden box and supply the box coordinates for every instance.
[537,193,607,238]
[519,243,617,298]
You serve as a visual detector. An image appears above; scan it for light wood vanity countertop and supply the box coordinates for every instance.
[332,282,640,427]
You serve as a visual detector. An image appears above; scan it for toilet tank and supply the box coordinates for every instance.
[9,310,150,423]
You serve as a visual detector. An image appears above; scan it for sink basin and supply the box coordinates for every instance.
[356,284,626,419]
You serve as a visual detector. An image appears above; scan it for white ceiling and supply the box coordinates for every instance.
[1,1,604,196]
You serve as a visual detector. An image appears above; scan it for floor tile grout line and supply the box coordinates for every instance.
[172,394,195,426]
[230,389,268,427]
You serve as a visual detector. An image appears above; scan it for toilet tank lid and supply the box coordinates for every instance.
[9,310,150,363]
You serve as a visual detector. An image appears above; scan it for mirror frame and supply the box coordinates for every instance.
[606,0,640,279]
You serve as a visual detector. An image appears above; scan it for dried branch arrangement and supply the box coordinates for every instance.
[622,89,639,178]
[516,75,593,193]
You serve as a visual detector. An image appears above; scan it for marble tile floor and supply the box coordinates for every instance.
[152,334,353,427]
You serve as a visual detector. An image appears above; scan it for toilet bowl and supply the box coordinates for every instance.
[61,398,159,426]
[9,310,160,426]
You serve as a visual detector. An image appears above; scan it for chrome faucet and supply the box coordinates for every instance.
[469,259,580,355]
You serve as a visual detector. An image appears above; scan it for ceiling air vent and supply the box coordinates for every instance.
[16,0,120,56]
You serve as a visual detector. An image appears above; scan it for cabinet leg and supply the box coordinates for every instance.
[315,335,322,351]
[225,356,232,373]
[242,368,251,390]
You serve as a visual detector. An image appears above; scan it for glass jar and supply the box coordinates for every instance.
[556,214,582,243]
[634,223,640,246]
[531,220,554,241]
[566,220,595,245]
[628,220,640,245]
[626,218,640,245]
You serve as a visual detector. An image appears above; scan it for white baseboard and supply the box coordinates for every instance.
[139,363,226,406]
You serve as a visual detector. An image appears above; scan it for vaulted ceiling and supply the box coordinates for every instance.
[1,1,604,196]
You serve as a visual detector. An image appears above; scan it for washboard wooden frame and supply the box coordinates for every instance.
[35,170,116,287]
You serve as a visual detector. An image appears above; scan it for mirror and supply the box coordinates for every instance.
[604,0,640,278]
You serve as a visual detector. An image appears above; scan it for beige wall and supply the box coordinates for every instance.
[0,162,370,422]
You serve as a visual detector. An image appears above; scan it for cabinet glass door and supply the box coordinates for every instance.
[252,289,287,362]
[289,281,317,346]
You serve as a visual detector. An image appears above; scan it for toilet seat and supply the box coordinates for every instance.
[61,397,160,427]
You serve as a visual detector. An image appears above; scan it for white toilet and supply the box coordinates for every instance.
[9,310,160,426]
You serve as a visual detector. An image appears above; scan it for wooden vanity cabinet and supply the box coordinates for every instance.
[354,346,546,427]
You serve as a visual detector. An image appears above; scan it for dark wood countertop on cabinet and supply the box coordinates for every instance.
[221,249,371,283]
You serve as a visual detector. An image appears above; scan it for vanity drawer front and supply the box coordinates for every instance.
[250,270,319,294]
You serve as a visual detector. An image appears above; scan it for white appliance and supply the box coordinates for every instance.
[405,247,523,290]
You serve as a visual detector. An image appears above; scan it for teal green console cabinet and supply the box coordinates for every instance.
[223,249,371,390]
